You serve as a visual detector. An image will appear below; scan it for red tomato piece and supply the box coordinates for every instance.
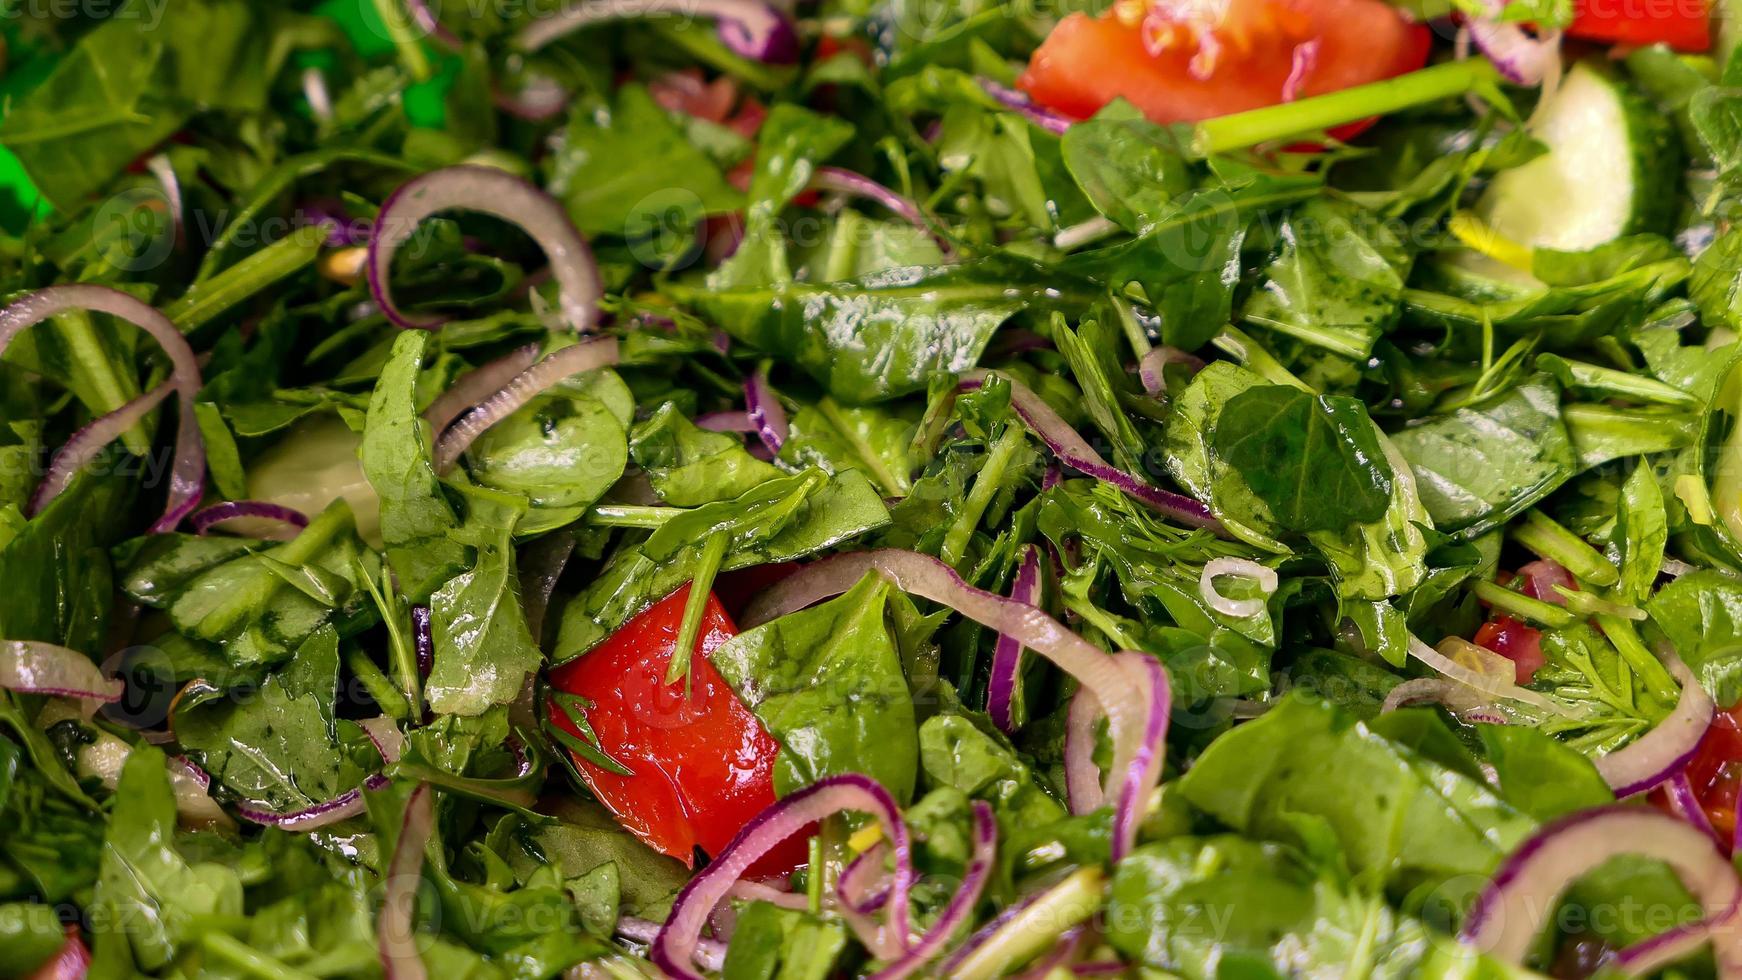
[548,586,786,866]
[1474,615,1546,685]
[1566,0,1710,52]
[1017,0,1430,127]
[25,931,89,980]
[1682,703,1742,841]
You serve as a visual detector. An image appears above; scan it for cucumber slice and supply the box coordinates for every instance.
[1476,62,1678,252]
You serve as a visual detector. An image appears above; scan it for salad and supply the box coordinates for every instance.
[4,0,1742,976]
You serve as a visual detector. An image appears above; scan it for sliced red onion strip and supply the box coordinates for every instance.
[744,367,788,455]
[433,338,621,473]
[425,343,543,439]
[1198,557,1276,620]
[1380,677,1463,715]
[1,286,206,532]
[1469,19,1562,87]
[368,166,601,333]
[1137,346,1205,396]
[837,842,892,915]
[1596,655,1713,798]
[517,0,799,63]
[492,75,572,121]
[651,774,915,980]
[411,606,433,677]
[1110,652,1169,861]
[1064,683,1105,815]
[0,641,123,703]
[940,867,1104,978]
[741,550,1149,812]
[1667,771,1726,849]
[962,372,1221,532]
[619,917,726,971]
[1281,39,1321,103]
[28,382,174,517]
[190,500,310,537]
[379,782,435,980]
[812,167,947,251]
[976,77,1072,135]
[303,67,334,122]
[405,0,462,49]
[695,411,757,433]
[237,774,391,831]
[868,801,997,980]
[1406,634,1562,714]
[1461,807,1742,970]
[361,716,406,765]
[727,879,810,911]
[988,546,1043,735]
[146,153,183,248]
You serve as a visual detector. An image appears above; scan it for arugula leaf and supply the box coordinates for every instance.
[1213,384,1395,533]
[712,103,855,288]
[1389,377,1577,536]
[710,573,919,800]
[779,397,920,498]
[1691,225,1742,333]
[362,331,467,603]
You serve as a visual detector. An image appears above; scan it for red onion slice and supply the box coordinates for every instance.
[405,0,462,49]
[652,774,915,980]
[1064,683,1105,815]
[190,500,310,539]
[619,917,726,971]
[1280,38,1321,103]
[361,716,406,765]
[235,774,391,831]
[0,641,123,702]
[988,546,1043,735]
[1596,655,1713,798]
[1407,634,1562,714]
[1667,771,1726,849]
[1468,19,1562,87]
[433,338,621,473]
[868,801,996,980]
[411,606,433,677]
[961,372,1221,533]
[517,0,799,62]
[811,167,947,251]
[146,153,183,249]
[368,166,601,333]
[1110,652,1168,861]
[492,75,572,121]
[837,842,892,915]
[425,343,543,438]
[695,411,757,433]
[744,366,789,455]
[1460,807,1742,972]
[28,382,174,517]
[379,782,435,980]
[975,77,1073,135]
[1136,346,1206,396]
[0,286,206,532]
[741,549,1150,816]
[1198,557,1277,620]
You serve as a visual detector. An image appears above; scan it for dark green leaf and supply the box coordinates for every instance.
[1213,385,1395,533]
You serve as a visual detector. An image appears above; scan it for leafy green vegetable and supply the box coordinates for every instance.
[1213,385,1395,533]
[1240,198,1412,360]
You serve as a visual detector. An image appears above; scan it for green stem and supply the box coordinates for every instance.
[1470,580,1576,629]
[201,933,320,980]
[949,868,1105,980]
[1212,327,1312,392]
[666,531,728,686]
[371,0,433,81]
[1597,615,1681,709]
[347,648,410,721]
[166,224,327,334]
[588,504,690,528]
[806,836,825,915]
[1510,510,1619,588]
[1192,60,1504,157]
[55,309,150,455]
[360,557,420,714]
[942,426,1025,567]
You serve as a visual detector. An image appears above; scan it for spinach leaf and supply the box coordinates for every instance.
[1614,462,1668,605]
[1476,724,1613,821]
[468,366,632,533]
[720,903,848,980]
[779,398,920,498]
[1239,198,1412,360]
[918,713,1066,829]
[1060,102,1192,232]
[1389,377,1577,536]
[1647,570,1742,705]
[426,486,544,717]
[362,331,467,603]
[1213,384,1395,533]
[0,463,133,653]
[1177,694,1534,892]
[631,403,783,506]
[173,626,369,812]
[710,573,919,800]
[1692,225,1742,333]
[546,83,741,239]
[504,800,692,919]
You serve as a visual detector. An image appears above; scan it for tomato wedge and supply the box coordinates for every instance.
[1566,0,1710,52]
[1670,702,1742,840]
[1018,0,1430,127]
[547,585,785,866]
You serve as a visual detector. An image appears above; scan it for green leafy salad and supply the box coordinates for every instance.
[9,0,1742,976]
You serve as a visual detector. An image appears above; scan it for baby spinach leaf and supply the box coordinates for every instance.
[362,331,467,603]
[1213,385,1395,533]
[1692,226,1742,333]
[710,573,919,800]
[720,903,848,980]
[0,462,133,653]
[425,487,543,717]
[917,712,1065,829]
[505,799,692,920]
[1389,377,1577,536]
[1059,102,1192,233]
[468,367,632,532]
[1239,198,1411,360]
[631,403,783,506]
[1614,462,1668,605]
[173,626,368,812]
[1177,693,1534,892]
[1647,570,1742,705]
[779,397,920,498]
[1476,724,1613,822]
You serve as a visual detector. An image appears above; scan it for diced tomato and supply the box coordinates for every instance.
[548,586,795,867]
[1474,615,1546,685]
[25,930,89,980]
[1017,0,1430,129]
[1674,703,1742,841]
[1566,0,1710,52]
